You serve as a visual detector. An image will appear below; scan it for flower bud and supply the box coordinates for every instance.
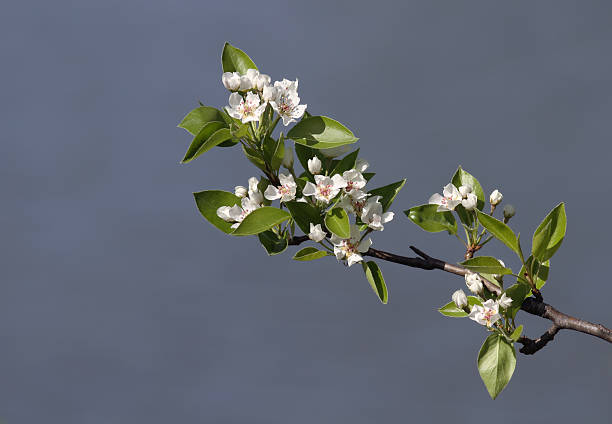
[308,156,322,174]
[465,272,484,295]
[458,185,472,198]
[461,192,477,211]
[282,146,294,169]
[239,75,253,91]
[355,158,369,172]
[503,204,516,221]
[234,185,248,198]
[253,73,271,91]
[489,189,503,206]
[262,85,276,102]
[222,72,241,91]
[248,177,259,193]
[452,289,468,309]
[498,292,513,309]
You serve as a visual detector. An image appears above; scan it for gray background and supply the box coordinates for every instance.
[1,0,611,422]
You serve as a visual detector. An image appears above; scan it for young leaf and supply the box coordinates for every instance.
[221,42,258,74]
[532,203,566,262]
[362,261,388,304]
[404,204,457,235]
[438,296,482,317]
[287,116,358,149]
[476,210,522,258]
[504,282,531,318]
[241,144,268,172]
[193,190,241,234]
[368,180,406,212]
[331,149,359,175]
[178,106,225,135]
[263,136,285,171]
[293,247,329,261]
[258,230,288,255]
[460,256,512,275]
[510,325,524,342]
[232,207,291,236]
[285,201,323,234]
[181,122,228,163]
[451,166,485,210]
[477,334,517,399]
[325,207,350,239]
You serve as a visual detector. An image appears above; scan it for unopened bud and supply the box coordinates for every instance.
[234,185,248,198]
[458,185,472,198]
[308,156,322,174]
[452,289,468,309]
[465,272,484,295]
[489,189,503,206]
[461,192,478,211]
[355,158,369,172]
[282,146,293,169]
[503,204,516,222]
[222,72,241,91]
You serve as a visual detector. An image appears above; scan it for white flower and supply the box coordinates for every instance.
[490,189,503,206]
[303,174,347,203]
[248,177,259,193]
[269,79,307,126]
[355,158,369,173]
[429,183,462,212]
[308,223,326,242]
[465,272,484,295]
[307,156,322,174]
[282,146,294,169]
[216,196,262,229]
[461,192,478,211]
[361,196,394,231]
[498,292,513,309]
[458,185,472,198]
[225,92,266,123]
[262,85,276,102]
[253,73,271,91]
[503,204,516,220]
[234,185,248,198]
[342,169,367,195]
[468,300,501,327]
[264,173,297,202]
[222,72,241,91]
[247,177,264,204]
[452,289,468,309]
[330,224,372,267]
[320,144,351,158]
[338,191,369,215]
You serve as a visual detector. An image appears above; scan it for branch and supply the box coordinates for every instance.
[287,236,612,354]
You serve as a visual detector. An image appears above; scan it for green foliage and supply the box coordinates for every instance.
[331,149,359,175]
[504,283,531,319]
[476,210,522,258]
[232,207,291,236]
[438,296,482,317]
[285,201,322,234]
[287,116,358,149]
[368,179,406,212]
[510,325,523,342]
[193,190,241,234]
[460,257,512,275]
[293,247,329,261]
[405,204,457,234]
[221,42,258,74]
[477,334,516,399]
[182,122,230,163]
[451,166,485,210]
[325,207,350,238]
[362,261,388,304]
[258,230,288,255]
[532,203,566,262]
[263,135,285,171]
[178,106,225,135]
[241,144,268,172]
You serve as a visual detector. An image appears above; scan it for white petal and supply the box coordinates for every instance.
[264,186,281,200]
[347,253,363,267]
[302,182,316,196]
[358,237,372,253]
[331,174,347,189]
[428,193,443,205]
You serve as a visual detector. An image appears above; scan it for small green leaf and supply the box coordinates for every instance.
[368,179,406,212]
[287,116,358,149]
[405,204,457,234]
[363,172,375,182]
[477,334,516,399]
[325,207,350,239]
[362,261,388,304]
[181,122,228,163]
[510,325,524,342]
[241,144,268,172]
[438,296,482,317]
[258,230,288,255]
[476,210,522,258]
[293,247,329,261]
[451,166,485,210]
[263,135,285,171]
[193,190,241,234]
[285,201,323,234]
[517,257,550,294]
[460,256,512,275]
[221,42,258,74]
[232,207,291,236]
[178,106,225,135]
[532,203,566,262]
[331,149,359,175]
[504,282,531,318]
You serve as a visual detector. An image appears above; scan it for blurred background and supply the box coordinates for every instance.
[1,0,611,422]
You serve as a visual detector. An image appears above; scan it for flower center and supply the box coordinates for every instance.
[278,185,291,196]
[318,184,332,199]
[340,240,358,257]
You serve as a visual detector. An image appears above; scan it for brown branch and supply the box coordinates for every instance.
[287,236,612,354]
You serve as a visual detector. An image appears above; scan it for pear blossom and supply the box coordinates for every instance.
[234,185,248,198]
[264,174,297,202]
[268,79,307,126]
[490,189,503,206]
[468,300,501,327]
[452,289,468,309]
[461,192,478,211]
[226,92,266,124]
[303,174,347,204]
[308,223,326,242]
[342,169,367,195]
[247,177,264,204]
[465,272,484,295]
[320,144,351,158]
[222,72,241,91]
[307,156,322,174]
[338,190,369,215]
[429,183,462,212]
[248,176,259,193]
[458,184,472,198]
[498,292,513,309]
[355,158,369,173]
[216,195,262,229]
[262,85,276,102]
[330,224,372,267]
[282,146,294,169]
[361,196,394,231]
[253,73,271,91]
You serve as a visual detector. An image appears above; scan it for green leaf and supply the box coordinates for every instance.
[331,149,359,175]
[460,256,512,275]
[451,166,486,211]
[477,334,516,399]
[362,261,388,304]
[404,204,457,234]
[285,201,323,234]
[504,282,531,318]
[241,144,268,172]
[221,42,258,74]
[510,325,524,342]
[232,207,291,236]
[363,172,375,182]
[287,116,358,149]
[476,210,521,258]
[517,257,550,293]
[178,106,225,135]
[258,230,288,255]
[181,122,228,163]
[263,135,285,171]
[438,296,482,317]
[293,247,329,261]
[532,203,566,262]
[193,190,241,234]
[325,207,350,239]
[368,179,406,212]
